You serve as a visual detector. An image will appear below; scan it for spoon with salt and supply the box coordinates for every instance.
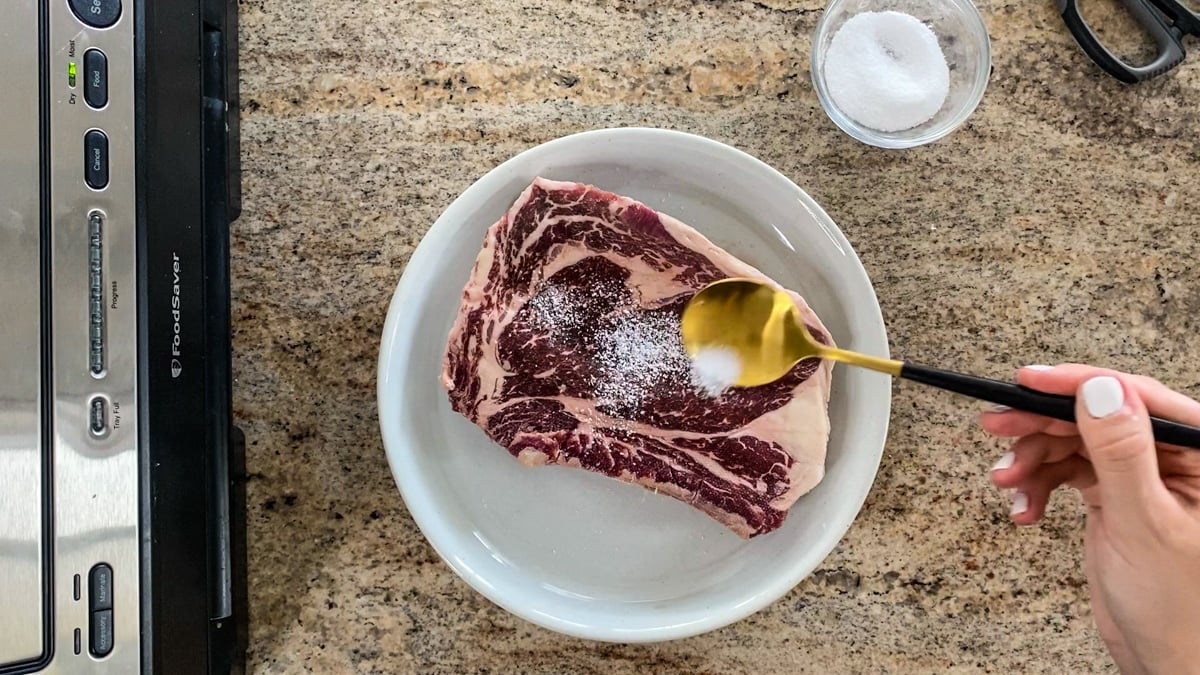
[680,277,1200,449]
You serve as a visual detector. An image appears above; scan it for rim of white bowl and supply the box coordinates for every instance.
[376,127,891,642]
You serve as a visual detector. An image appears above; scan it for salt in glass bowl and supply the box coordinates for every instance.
[810,0,991,149]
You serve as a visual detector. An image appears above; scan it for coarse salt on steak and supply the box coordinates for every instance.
[441,178,834,538]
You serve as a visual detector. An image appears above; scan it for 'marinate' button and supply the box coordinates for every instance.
[89,564,113,611]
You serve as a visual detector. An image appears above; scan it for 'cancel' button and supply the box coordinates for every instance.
[85,130,108,190]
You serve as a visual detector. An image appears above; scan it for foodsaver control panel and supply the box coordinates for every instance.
[0,0,140,671]
[0,0,246,672]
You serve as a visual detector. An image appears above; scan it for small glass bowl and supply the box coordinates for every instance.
[810,0,991,149]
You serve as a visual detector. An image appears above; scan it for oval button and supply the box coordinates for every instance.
[69,0,121,29]
[84,50,108,108]
[85,130,109,190]
[89,397,108,437]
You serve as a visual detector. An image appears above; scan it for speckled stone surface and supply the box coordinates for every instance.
[234,0,1200,672]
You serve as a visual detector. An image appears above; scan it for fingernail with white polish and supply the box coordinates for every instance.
[991,452,1015,472]
[1082,376,1124,418]
[1011,491,1029,516]
[1025,364,1054,371]
[987,403,1012,413]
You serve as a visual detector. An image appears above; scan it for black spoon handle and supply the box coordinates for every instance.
[900,363,1200,450]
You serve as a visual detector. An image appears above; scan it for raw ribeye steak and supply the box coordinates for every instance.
[441,178,834,538]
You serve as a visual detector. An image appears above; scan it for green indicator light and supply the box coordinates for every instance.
[68,62,76,87]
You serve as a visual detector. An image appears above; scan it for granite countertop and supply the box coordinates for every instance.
[234,0,1200,672]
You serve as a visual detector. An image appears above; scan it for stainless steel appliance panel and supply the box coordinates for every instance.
[0,0,48,664]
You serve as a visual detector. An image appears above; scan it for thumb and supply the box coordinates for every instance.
[1075,374,1168,517]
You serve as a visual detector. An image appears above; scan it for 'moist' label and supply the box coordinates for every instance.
[170,253,182,378]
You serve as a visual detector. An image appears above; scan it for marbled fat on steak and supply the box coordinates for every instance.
[441,178,835,538]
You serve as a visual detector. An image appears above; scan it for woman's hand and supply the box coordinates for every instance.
[980,364,1200,675]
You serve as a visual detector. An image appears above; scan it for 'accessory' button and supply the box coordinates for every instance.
[89,609,114,657]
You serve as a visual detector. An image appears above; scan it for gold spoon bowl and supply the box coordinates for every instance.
[680,277,901,387]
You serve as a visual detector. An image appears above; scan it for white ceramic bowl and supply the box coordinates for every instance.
[377,128,892,642]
